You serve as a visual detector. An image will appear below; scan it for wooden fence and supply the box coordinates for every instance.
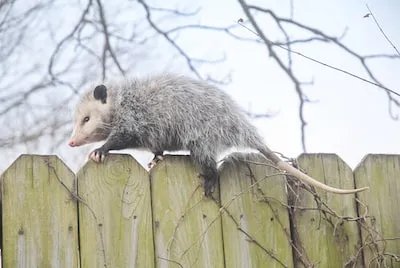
[0,153,399,268]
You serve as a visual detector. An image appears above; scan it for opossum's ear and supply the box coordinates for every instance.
[94,85,107,104]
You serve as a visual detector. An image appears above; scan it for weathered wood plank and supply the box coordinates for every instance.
[219,153,294,268]
[354,154,400,268]
[1,152,399,267]
[1,155,79,267]
[78,154,154,268]
[293,154,363,267]
[150,155,224,268]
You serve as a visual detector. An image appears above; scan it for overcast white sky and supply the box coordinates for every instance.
[182,0,400,169]
[1,0,399,173]
[128,0,400,170]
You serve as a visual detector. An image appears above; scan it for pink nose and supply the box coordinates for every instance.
[68,140,77,147]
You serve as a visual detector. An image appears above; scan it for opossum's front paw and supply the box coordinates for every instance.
[147,155,164,169]
[89,148,108,163]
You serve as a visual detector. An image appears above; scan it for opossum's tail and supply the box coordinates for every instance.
[258,146,369,194]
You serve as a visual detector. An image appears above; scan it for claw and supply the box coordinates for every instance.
[147,154,164,169]
[88,148,107,163]
[147,160,156,169]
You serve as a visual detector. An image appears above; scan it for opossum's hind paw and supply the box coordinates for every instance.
[147,154,164,169]
[198,173,217,197]
[89,148,108,163]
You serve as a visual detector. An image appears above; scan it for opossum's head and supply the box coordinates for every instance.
[68,85,113,147]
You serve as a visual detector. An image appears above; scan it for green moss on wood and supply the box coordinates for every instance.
[294,154,363,268]
[1,153,399,268]
[354,154,400,268]
[219,153,294,268]
[150,155,224,268]
[1,155,79,267]
[77,154,154,268]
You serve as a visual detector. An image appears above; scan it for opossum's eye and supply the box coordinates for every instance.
[83,116,90,123]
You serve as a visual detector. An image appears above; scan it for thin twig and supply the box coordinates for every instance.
[237,17,400,98]
[365,4,400,56]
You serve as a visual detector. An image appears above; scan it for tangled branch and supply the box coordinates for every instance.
[237,0,400,151]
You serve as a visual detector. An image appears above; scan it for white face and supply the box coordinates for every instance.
[68,100,111,147]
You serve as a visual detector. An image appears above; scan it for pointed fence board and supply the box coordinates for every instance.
[0,155,78,268]
[293,154,363,268]
[77,154,154,268]
[354,154,400,268]
[219,153,294,268]
[150,155,225,268]
[0,153,399,268]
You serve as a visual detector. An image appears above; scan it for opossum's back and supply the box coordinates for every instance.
[123,75,242,122]
[120,75,254,144]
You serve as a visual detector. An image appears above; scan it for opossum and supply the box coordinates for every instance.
[68,74,369,196]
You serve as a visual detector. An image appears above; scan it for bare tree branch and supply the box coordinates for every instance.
[0,0,398,166]
[48,0,94,78]
[0,0,231,152]
[95,0,125,80]
[237,0,400,151]
[238,0,309,151]
[136,0,228,83]
[136,0,203,80]
[364,4,400,56]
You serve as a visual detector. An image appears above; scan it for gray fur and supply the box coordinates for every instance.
[107,74,268,156]
[78,74,276,195]
[72,73,368,195]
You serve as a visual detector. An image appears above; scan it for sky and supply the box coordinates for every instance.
[1,0,399,173]
[175,0,400,170]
